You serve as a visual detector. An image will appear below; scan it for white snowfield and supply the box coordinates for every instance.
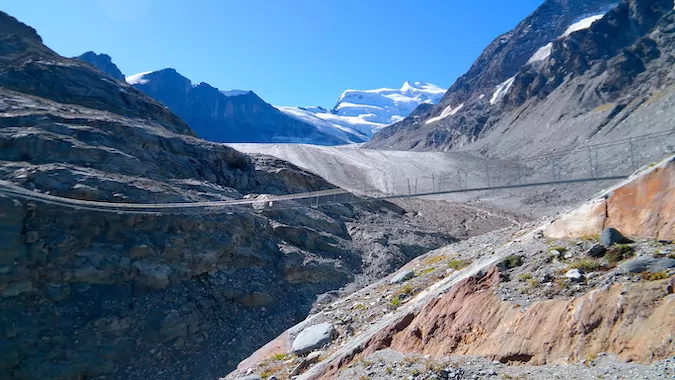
[228,143,493,195]
[277,81,446,140]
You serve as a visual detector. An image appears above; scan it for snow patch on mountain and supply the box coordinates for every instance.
[425,103,464,125]
[125,71,153,85]
[528,14,605,64]
[527,43,553,64]
[562,14,605,37]
[490,76,516,105]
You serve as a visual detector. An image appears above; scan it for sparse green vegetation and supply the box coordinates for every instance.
[554,276,569,289]
[605,244,635,265]
[517,273,532,282]
[353,303,367,311]
[502,255,523,269]
[424,255,447,266]
[448,259,471,270]
[417,267,435,276]
[567,257,603,272]
[641,271,669,281]
[395,284,414,297]
[390,297,401,308]
[271,352,287,361]
[261,371,273,379]
[520,278,540,295]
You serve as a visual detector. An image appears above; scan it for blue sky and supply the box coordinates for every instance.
[2,0,543,108]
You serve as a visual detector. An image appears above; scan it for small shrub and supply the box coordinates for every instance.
[448,259,470,270]
[390,297,401,308]
[605,244,635,265]
[517,273,532,282]
[502,255,523,269]
[568,257,603,272]
[261,371,273,379]
[271,352,287,361]
[641,271,669,281]
[395,284,414,298]
[668,253,675,260]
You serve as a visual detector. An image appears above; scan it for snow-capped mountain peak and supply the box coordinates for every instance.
[276,81,446,141]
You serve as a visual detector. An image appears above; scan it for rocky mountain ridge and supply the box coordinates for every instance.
[364,0,675,154]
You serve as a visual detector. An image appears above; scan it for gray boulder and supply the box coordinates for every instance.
[390,269,414,284]
[292,323,334,355]
[565,269,583,281]
[620,256,675,274]
[586,244,607,258]
[600,228,632,247]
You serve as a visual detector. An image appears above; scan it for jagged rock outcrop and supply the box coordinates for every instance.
[76,51,126,81]
[0,12,457,380]
[366,0,675,156]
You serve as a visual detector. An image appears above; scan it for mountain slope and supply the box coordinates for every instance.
[279,81,446,139]
[0,12,458,380]
[365,0,619,150]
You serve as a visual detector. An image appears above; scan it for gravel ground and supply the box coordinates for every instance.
[336,349,675,379]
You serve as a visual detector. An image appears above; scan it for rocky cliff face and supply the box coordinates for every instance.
[76,51,126,81]
[0,12,457,380]
[128,69,351,145]
[365,0,674,155]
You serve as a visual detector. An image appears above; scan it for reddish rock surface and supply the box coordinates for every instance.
[547,156,675,240]
[357,268,675,367]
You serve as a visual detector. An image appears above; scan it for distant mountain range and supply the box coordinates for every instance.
[76,52,445,145]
